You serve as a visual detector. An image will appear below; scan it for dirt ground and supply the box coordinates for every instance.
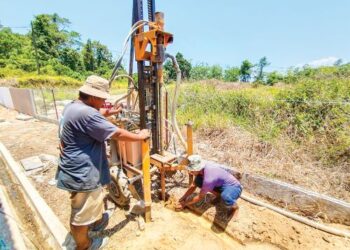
[0,106,350,250]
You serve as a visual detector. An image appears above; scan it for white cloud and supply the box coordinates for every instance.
[296,56,344,68]
[308,57,340,67]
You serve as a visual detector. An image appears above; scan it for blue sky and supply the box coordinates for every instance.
[1,0,349,71]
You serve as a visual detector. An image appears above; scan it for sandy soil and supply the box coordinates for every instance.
[0,106,350,250]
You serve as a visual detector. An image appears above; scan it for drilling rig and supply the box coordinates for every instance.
[108,0,193,222]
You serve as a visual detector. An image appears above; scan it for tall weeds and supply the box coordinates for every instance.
[176,79,350,165]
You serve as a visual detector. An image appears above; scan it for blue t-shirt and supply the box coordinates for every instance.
[56,101,118,191]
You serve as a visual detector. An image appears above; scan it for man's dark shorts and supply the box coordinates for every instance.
[194,175,242,207]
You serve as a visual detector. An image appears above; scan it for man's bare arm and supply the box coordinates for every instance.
[179,183,197,203]
[183,192,206,206]
[111,128,149,141]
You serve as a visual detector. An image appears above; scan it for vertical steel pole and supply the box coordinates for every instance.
[147,0,155,21]
[187,121,194,185]
[164,91,168,148]
[51,89,59,120]
[127,0,138,109]
[40,88,47,116]
[142,138,152,222]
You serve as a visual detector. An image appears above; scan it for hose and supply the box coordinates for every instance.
[112,74,137,109]
[109,20,149,87]
[165,53,187,151]
[240,194,350,238]
[113,74,137,90]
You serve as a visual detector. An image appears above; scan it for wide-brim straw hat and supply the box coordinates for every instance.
[79,75,110,99]
[187,155,205,171]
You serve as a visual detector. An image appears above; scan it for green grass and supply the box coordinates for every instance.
[175,80,350,165]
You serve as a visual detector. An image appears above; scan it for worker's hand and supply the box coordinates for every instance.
[114,102,125,110]
[100,106,122,117]
[110,106,122,114]
[174,201,186,212]
[138,129,150,140]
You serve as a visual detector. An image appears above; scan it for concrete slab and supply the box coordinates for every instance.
[16,113,33,121]
[20,156,44,171]
[38,154,58,165]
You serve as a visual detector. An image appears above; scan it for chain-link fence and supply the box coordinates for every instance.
[32,88,77,121]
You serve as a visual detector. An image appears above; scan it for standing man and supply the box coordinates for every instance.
[176,155,242,219]
[56,75,149,250]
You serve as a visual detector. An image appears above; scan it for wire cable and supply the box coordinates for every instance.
[109,20,149,86]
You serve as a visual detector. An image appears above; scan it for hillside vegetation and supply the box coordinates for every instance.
[177,65,350,166]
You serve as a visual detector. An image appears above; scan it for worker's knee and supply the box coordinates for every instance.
[220,185,242,207]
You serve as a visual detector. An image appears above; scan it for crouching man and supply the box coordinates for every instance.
[176,155,242,219]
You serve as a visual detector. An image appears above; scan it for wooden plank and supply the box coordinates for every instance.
[151,151,176,163]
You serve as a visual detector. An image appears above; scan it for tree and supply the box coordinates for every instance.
[82,39,114,74]
[163,59,175,80]
[239,59,254,82]
[334,58,343,67]
[224,67,240,82]
[31,14,68,61]
[92,41,113,69]
[82,39,95,71]
[266,71,284,85]
[59,47,84,71]
[164,52,192,81]
[190,63,210,80]
[0,28,35,71]
[255,56,270,82]
[208,65,223,79]
[177,53,192,79]
[30,14,81,67]
[0,28,29,59]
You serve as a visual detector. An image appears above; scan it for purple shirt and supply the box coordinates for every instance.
[201,162,241,193]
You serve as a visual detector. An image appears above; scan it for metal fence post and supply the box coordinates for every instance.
[51,89,59,120]
[40,88,48,116]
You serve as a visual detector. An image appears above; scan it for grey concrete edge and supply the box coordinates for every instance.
[0,142,70,249]
[34,115,59,125]
[0,186,27,250]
